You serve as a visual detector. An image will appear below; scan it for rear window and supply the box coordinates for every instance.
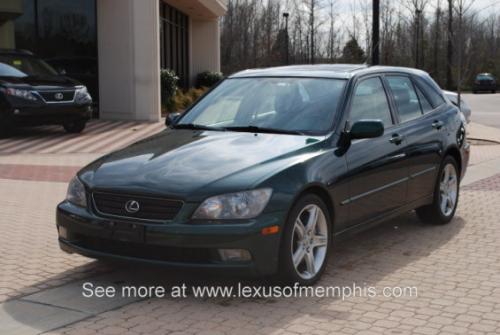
[414,77,445,109]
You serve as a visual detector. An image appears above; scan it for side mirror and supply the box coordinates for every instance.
[165,112,181,127]
[349,120,384,139]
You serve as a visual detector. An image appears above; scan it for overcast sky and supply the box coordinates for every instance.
[329,0,500,16]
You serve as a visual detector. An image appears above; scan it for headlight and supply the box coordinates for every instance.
[74,85,92,104]
[193,188,272,220]
[1,87,37,101]
[66,176,87,207]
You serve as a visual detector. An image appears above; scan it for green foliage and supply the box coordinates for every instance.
[196,71,223,88]
[160,69,179,112]
[341,38,366,64]
[172,87,209,112]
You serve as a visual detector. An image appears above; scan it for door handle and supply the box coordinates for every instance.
[432,120,444,130]
[389,134,404,145]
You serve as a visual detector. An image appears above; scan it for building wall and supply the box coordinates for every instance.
[0,0,23,49]
[97,0,161,122]
[97,0,225,121]
[0,21,15,48]
[190,19,221,85]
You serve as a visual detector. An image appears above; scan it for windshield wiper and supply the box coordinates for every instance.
[224,126,304,135]
[172,123,224,131]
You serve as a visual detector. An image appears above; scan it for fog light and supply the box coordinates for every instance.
[58,226,69,239]
[14,109,20,115]
[218,249,252,262]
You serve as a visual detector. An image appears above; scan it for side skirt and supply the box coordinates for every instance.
[333,195,433,242]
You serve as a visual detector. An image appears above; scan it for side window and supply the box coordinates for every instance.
[350,77,393,128]
[415,85,433,113]
[415,77,446,108]
[386,76,423,123]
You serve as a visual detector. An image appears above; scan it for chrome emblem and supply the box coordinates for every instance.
[54,93,64,100]
[125,200,140,213]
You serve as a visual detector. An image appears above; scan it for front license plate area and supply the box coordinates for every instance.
[110,221,145,243]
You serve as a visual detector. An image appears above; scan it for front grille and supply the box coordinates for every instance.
[479,80,493,86]
[93,192,183,221]
[37,90,75,102]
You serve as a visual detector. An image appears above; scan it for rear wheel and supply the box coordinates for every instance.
[279,194,331,285]
[63,119,87,134]
[416,156,459,225]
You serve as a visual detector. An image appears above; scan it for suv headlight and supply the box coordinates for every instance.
[193,188,273,220]
[66,176,87,207]
[0,87,37,101]
[74,85,92,104]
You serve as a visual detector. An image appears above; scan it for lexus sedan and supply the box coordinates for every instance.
[57,65,469,285]
[0,49,93,136]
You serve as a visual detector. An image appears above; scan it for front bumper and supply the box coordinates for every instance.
[8,104,92,126]
[56,201,286,276]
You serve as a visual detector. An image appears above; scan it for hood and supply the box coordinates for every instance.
[0,75,79,89]
[79,129,324,200]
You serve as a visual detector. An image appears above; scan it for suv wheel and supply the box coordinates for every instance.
[279,194,331,285]
[416,156,459,225]
[63,119,87,134]
[0,114,14,138]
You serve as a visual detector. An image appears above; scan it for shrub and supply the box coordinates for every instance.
[172,87,209,112]
[160,69,178,112]
[196,71,223,88]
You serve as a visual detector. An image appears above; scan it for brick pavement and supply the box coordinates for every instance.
[0,122,499,334]
[46,174,500,335]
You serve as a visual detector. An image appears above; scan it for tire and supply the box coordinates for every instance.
[416,156,460,225]
[0,114,14,138]
[278,194,332,285]
[472,90,477,94]
[492,90,496,94]
[63,119,87,134]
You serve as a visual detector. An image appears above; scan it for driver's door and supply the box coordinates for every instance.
[342,76,409,229]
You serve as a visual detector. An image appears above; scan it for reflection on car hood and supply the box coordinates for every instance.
[79,129,324,199]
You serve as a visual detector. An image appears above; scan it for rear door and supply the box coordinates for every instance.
[384,75,444,203]
[343,76,409,228]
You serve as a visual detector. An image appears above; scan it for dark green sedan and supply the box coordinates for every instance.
[57,65,470,285]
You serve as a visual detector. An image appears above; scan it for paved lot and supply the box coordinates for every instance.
[463,93,500,129]
[1,121,500,334]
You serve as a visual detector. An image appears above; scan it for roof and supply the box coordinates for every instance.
[229,64,428,79]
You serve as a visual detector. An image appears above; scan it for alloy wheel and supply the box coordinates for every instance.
[291,204,328,280]
[439,163,458,217]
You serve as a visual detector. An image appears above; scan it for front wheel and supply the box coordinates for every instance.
[63,119,87,134]
[278,194,331,285]
[416,156,459,225]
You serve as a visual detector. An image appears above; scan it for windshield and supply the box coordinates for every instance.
[0,55,58,77]
[178,77,347,135]
[476,74,494,80]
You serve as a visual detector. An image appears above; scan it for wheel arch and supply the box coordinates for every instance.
[444,145,462,176]
[296,184,335,229]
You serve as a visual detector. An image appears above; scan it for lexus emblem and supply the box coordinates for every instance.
[125,200,140,213]
[54,92,64,100]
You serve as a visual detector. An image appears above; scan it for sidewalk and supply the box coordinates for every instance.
[468,122,500,143]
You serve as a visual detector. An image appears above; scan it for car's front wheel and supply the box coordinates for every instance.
[416,156,459,225]
[63,119,87,134]
[279,194,331,285]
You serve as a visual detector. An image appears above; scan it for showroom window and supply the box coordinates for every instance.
[1,0,98,104]
[160,1,189,88]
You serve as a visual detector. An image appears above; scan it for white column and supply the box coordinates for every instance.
[190,19,221,85]
[97,0,161,122]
